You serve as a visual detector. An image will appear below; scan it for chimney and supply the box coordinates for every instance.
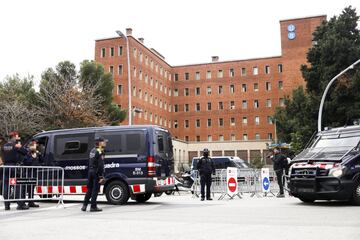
[212,56,219,62]
[138,37,144,43]
[126,28,133,36]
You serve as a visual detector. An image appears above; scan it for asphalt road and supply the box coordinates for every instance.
[0,194,359,240]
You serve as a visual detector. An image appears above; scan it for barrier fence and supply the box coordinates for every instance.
[192,168,288,200]
[0,166,65,207]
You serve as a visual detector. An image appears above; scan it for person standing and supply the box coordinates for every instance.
[23,140,43,208]
[272,147,287,198]
[196,148,215,201]
[1,131,28,210]
[81,137,107,212]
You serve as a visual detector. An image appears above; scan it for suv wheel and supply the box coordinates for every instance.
[298,197,315,203]
[135,193,152,203]
[105,180,129,205]
[351,182,360,206]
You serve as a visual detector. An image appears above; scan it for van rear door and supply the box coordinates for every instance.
[154,129,173,177]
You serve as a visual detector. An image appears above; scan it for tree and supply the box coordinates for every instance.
[275,6,360,153]
[79,60,127,125]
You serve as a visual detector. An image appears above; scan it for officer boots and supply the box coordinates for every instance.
[81,204,87,212]
[28,202,40,208]
[90,206,102,212]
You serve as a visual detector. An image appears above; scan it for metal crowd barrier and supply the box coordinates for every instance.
[192,168,283,200]
[0,166,65,207]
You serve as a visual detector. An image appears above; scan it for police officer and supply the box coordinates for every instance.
[81,137,107,212]
[23,140,43,208]
[1,131,28,210]
[272,147,287,198]
[196,148,215,201]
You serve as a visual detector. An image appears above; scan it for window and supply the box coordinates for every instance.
[207,135,212,142]
[230,101,235,109]
[185,120,189,128]
[196,136,200,142]
[185,136,189,141]
[196,119,201,128]
[217,70,223,78]
[206,71,211,79]
[278,81,283,89]
[207,102,212,111]
[241,68,246,76]
[101,48,106,58]
[268,133,273,140]
[230,117,235,126]
[242,117,248,125]
[185,72,189,80]
[231,134,236,141]
[174,120,178,128]
[110,47,115,57]
[184,104,189,112]
[54,133,93,160]
[184,88,189,96]
[207,86,212,95]
[118,65,123,75]
[253,66,258,75]
[255,116,260,125]
[133,67,137,77]
[219,135,224,141]
[255,133,260,140]
[117,85,122,95]
[109,65,114,75]
[254,100,259,109]
[219,118,224,126]
[254,83,259,92]
[174,89,179,96]
[195,72,200,80]
[267,116,273,124]
[218,85,223,94]
[218,101,224,110]
[174,74,179,81]
[174,104,179,112]
[157,135,164,153]
[242,84,247,92]
[242,100,248,109]
[266,99,272,108]
[266,82,271,91]
[243,134,248,141]
[196,103,200,111]
[265,65,270,74]
[229,68,235,77]
[278,64,283,73]
[230,85,235,94]
[195,87,201,95]
[279,98,285,107]
[207,119,212,127]
[118,46,123,56]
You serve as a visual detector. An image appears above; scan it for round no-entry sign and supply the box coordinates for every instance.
[228,177,237,192]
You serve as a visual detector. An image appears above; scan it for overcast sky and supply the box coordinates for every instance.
[1,0,359,86]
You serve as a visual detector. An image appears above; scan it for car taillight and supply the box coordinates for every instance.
[147,156,156,177]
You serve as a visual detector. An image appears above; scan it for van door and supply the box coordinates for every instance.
[154,130,174,177]
[53,133,94,186]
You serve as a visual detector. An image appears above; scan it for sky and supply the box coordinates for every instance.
[0,0,359,87]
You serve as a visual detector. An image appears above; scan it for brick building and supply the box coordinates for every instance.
[95,15,326,169]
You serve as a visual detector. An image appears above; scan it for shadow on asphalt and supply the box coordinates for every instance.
[294,200,357,208]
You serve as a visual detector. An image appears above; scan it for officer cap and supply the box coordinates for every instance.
[9,131,19,138]
[95,137,108,143]
[203,148,209,153]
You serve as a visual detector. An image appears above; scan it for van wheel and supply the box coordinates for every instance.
[105,181,129,205]
[351,182,360,206]
[165,190,173,195]
[135,193,152,203]
[298,197,315,203]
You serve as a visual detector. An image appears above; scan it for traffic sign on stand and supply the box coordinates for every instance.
[261,168,270,193]
[227,167,238,195]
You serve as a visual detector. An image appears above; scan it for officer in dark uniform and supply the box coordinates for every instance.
[23,140,43,208]
[1,131,28,210]
[272,147,287,198]
[81,137,107,212]
[196,148,215,201]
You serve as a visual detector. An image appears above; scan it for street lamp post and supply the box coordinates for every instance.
[116,30,132,125]
[317,59,360,132]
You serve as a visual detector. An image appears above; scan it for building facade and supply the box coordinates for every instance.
[94,15,326,169]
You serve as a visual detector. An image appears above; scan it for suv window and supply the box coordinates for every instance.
[155,130,173,158]
[54,133,94,160]
[100,131,147,155]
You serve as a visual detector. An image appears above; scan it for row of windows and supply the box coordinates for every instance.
[132,108,172,128]
[174,99,285,112]
[183,133,274,142]
[174,64,283,81]
[174,81,283,97]
[174,116,273,128]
